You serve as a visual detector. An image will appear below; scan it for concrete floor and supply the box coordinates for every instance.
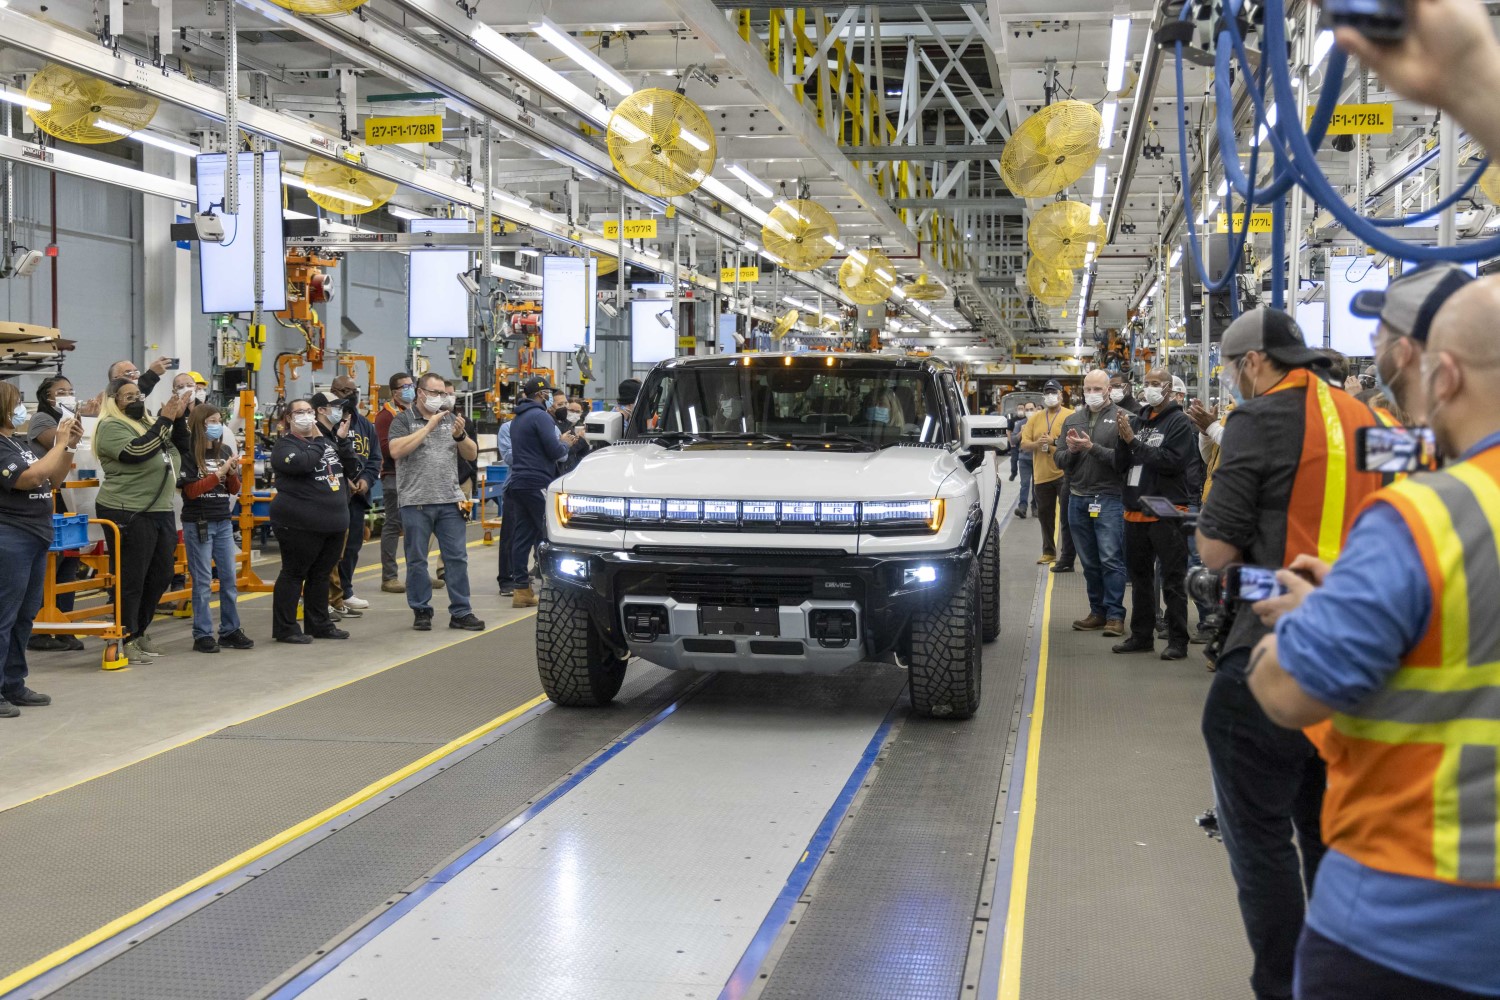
[2,525,531,813]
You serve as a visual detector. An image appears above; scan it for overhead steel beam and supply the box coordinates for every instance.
[845,144,1007,160]
[890,197,1026,210]
[0,137,196,203]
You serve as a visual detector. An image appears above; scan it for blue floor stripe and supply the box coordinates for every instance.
[269,689,697,999]
[717,704,898,1000]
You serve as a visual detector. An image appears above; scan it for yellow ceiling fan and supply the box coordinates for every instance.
[1026,257,1075,308]
[1000,100,1103,199]
[301,157,397,215]
[839,248,897,305]
[762,199,840,272]
[266,0,368,12]
[1028,200,1106,270]
[771,309,800,339]
[903,273,947,301]
[26,64,159,145]
[607,88,716,198]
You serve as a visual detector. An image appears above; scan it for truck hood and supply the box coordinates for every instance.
[558,443,962,500]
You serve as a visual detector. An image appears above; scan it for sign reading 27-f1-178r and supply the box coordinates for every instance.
[1305,103,1394,135]
[365,115,443,145]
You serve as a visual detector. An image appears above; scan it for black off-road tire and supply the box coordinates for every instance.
[907,559,982,719]
[980,516,1001,643]
[535,584,627,707]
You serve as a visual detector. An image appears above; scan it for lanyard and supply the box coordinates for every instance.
[1044,409,1062,437]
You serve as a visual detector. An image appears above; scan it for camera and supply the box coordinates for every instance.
[1187,565,1225,609]
[1185,563,1289,607]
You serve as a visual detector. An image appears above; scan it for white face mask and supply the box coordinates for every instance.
[193,389,207,404]
[1110,387,1126,403]
[1084,391,1106,411]
[1043,393,1060,409]
[566,411,582,425]
[291,413,317,433]
[54,395,76,412]
[1143,386,1166,407]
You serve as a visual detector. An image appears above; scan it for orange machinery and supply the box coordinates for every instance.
[277,250,338,366]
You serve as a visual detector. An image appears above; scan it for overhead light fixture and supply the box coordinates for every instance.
[516,247,540,257]
[1107,13,1132,93]
[1311,30,1335,70]
[1169,247,1183,268]
[92,119,200,158]
[678,127,711,152]
[1216,178,1229,197]
[1092,164,1108,200]
[471,23,610,126]
[0,87,49,112]
[282,173,375,207]
[1100,99,1119,149]
[1089,199,1102,221]
[726,163,774,199]
[531,17,634,98]
[388,205,425,221]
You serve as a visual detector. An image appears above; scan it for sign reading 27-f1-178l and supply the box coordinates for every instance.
[364,115,443,145]
[1305,103,1394,135]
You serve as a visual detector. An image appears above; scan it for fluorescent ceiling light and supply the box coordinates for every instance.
[1089,199,1102,221]
[874,268,895,282]
[678,127,711,153]
[388,205,425,221]
[1169,247,1183,268]
[726,163,774,199]
[1092,164,1107,199]
[516,248,540,257]
[1100,100,1118,149]
[1107,15,1131,93]
[471,23,610,126]
[1216,178,1229,197]
[1207,198,1221,217]
[0,87,49,112]
[282,173,375,207]
[1311,30,1335,70]
[93,119,200,158]
[531,17,633,98]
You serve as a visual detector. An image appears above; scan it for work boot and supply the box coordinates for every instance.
[219,629,255,650]
[512,587,539,609]
[381,578,405,594]
[1161,643,1188,661]
[449,613,486,632]
[5,687,52,707]
[1102,619,1126,637]
[1037,553,1056,565]
[310,627,350,640]
[27,635,66,652]
[1112,636,1154,654]
[1072,613,1107,631]
[1051,563,1075,574]
[413,608,434,632]
[193,636,220,654]
[1014,506,1028,519]
[0,701,18,718]
[1192,622,1216,645]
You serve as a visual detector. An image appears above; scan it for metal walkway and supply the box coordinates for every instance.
[1,513,1262,1000]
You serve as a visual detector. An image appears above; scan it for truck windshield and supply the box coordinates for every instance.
[631,361,951,449]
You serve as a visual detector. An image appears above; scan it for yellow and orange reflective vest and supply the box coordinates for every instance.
[1318,447,1500,886]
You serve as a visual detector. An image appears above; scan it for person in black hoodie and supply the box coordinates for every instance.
[269,398,359,644]
[320,381,382,616]
[1110,371,1143,414]
[1112,367,1197,660]
[503,376,572,608]
[179,404,255,653]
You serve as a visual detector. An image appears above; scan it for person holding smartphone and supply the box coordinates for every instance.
[25,376,85,652]
[178,405,254,653]
[327,377,381,614]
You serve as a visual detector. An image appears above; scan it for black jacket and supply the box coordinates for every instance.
[269,428,360,531]
[178,443,240,523]
[1054,403,1124,496]
[509,399,569,491]
[1114,400,1196,511]
[1115,392,1143,415]
[342,411,383,509]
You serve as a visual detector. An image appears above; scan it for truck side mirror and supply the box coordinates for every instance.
[962,414,1008,453]
[584,410,624,445]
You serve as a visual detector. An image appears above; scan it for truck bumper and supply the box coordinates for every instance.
[539,543,976,675]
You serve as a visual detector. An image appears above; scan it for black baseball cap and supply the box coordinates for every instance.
[618,378,642,404]
[519,375,554,397]
[1220,308,1328,369]
[1350,263,1473,343]
[1043,379,1063,392]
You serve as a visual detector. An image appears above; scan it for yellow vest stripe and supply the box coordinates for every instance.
[1312,377,1347,563]
[1434,744,1465,881]
[1388,477,1471,667]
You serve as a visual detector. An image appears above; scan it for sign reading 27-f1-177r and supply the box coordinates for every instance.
[365,115,443,145]
[1305,103,1394,135]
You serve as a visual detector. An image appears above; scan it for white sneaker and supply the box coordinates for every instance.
[343,595,370,610]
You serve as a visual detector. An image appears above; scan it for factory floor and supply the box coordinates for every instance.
[1,517,1254,1000]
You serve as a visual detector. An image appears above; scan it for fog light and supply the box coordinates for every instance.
[903,565,938,586]
[558,557,589,580]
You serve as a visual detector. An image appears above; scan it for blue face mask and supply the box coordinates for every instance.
[11,404,27,426]
[205,423,224,441]
[867,405,890,425]
[399,385,416,404]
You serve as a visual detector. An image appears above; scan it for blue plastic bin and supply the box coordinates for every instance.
[51,513,89,552]
[485,464,509,485]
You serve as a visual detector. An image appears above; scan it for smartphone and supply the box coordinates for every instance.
[165,357,180,370]
[1355,425,1439,474]
[1320,0,1407,41]
[1139,495,1185,519]
[1227,564,1288,602]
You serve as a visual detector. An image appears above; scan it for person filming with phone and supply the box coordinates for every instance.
[1192,309,1386,1000]
[1240,277,1500,1000]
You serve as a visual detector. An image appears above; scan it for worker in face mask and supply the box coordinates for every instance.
[1110,372,1142,414]
[1054,369,1128,636]
[375,371,425,595]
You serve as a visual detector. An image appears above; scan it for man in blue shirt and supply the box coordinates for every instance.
[503,376,574,608]
[1246,278,1500,1000]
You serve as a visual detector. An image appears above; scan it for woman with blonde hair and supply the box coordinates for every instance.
[93,377,189,664]
[0,381,81,716]
[179,404,254,654]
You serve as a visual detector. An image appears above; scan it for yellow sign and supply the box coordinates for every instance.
[1215,211,1276,234]
[601,219,658,240]
[721,266,760,283]
[677,335,697,349]
[1307,103,1394,135]
[364,115,443,145]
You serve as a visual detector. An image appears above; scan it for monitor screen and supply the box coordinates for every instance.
[631,297,677,364]
[540,255,595,352]
[1293,299,1326,349]
[408,217,470,339]
[1326,258,1390,357]
[196,151,287,314]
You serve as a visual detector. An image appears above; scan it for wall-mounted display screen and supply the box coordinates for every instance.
[1326,258,1390,357]
[408,217,470,339]
[196,151,287,314]
[541,255,597,352]
[631,297,677,364]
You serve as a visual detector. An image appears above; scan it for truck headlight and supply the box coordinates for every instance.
[556,493,627,527]
[861,498,945,533]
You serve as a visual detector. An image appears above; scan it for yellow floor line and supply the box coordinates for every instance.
[9,608,537,812]
[0,688,549,997]
[997,570,1057,1000]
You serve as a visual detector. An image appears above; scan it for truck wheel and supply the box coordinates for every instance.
[980,517,1001,643]
[907,560,982,719]
[535,584,627,707]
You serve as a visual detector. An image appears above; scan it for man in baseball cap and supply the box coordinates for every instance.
[1351,263,1473,418]
[503,373,573,608]
[1220,308,1330,393]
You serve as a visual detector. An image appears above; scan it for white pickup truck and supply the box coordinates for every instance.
[534,352,1008,718]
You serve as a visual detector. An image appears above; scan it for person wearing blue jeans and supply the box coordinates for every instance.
[401,502,476,625]
[179,405,254,652]
[1009,403,1037,517]
[1053,372,1128,634]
